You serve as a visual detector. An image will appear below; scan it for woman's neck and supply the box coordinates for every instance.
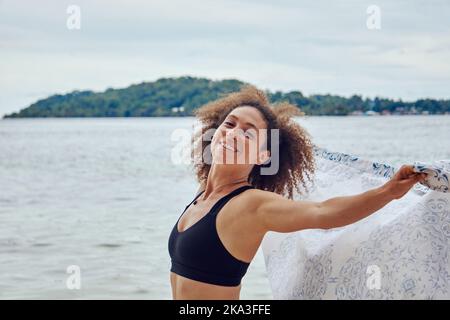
[201,163,251,200]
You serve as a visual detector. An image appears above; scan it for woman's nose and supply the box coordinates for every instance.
[225,129,236,142]
[226,128,243,140]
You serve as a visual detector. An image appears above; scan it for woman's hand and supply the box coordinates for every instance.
[384,165,427,200]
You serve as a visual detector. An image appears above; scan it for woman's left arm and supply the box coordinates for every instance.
[315,165,427,229]
[256,165,428,232]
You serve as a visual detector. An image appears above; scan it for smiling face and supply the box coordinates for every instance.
[210,106,271,166]
[194,85,316,199]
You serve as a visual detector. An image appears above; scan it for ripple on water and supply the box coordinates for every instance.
[31,243,53,247]
[134,288,150,294]
[96,243,123,248]
[113,197,135,202]
[0,238,21,247]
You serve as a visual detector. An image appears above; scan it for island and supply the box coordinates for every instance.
[4,76,450,118]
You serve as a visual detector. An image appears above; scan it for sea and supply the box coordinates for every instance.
[0,115,449,299]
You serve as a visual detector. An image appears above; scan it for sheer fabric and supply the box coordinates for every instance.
[262,145,450,299]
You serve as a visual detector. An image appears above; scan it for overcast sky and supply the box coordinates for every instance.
[1,0,449,117]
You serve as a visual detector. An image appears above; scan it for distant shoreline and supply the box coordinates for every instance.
[3,114,449,120]
[4,77,450,119]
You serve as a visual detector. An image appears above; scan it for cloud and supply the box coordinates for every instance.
[1,0,449,116]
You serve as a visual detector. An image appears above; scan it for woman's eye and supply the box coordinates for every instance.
[224,122,234,127]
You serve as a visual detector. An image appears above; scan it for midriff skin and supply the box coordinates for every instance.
[170,187,264,300]
[170,273,242,300]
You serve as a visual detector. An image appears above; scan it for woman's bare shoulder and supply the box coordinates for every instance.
[241,188,284,211]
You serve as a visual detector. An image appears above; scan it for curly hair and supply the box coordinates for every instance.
[191,84,316,199]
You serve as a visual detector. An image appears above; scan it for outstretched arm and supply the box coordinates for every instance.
[255,165,427,233]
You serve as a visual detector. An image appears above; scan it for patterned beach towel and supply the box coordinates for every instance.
[261,145,450,299]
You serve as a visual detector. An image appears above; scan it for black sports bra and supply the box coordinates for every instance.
[168,185,254,286]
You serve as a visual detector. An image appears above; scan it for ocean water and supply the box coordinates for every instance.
[0,115,449,299]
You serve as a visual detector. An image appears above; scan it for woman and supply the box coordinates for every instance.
[168,85,427,300]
